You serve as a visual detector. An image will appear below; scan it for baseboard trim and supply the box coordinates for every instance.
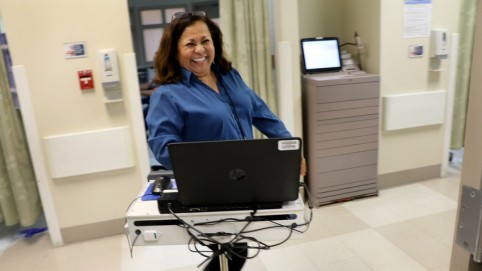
[61,218,125,244]
[378,164,441,189]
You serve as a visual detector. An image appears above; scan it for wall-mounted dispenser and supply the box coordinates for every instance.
[430,29,448,59]
[98,48,122,102]
[429,28,448,71]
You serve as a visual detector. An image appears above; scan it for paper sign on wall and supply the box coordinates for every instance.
[404,0,432,38]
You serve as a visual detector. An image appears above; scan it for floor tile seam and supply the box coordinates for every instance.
[374,225,453,254]
[315,204,373,230]
[386,188,458,202]
[373,223,454,268]
[376,194,457,215]
[316,255,375,270]
[334,243,377,271]
[259,250,318,271]
[335,229,426,270]
[372,233,452,270]
[405,220,457,250]
[363,208,457,229]
[419,181,461,197]
[404,210,458,228]
[320,221,372,239]
[343,202,412,228]
[273,229,378,268]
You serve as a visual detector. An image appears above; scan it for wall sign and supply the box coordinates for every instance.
[408,45,424,58]
[404,0,432,38]
[64,42,87,59]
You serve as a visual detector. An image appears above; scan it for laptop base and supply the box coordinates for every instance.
[157,192,283,214]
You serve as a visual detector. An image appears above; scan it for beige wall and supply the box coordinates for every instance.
[297,0,379,73]
[379,0,460,175]
[297,0,460,179]
[341,0,380,74]
[298,0,343,39]
[0,0,144,243]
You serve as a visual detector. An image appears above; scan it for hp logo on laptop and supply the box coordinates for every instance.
[229,168,246,181]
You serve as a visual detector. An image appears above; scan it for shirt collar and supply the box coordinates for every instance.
[180,64,221,87]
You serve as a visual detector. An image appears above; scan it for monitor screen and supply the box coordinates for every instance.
[300,37,342,74]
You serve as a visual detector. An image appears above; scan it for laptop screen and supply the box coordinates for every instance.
[300,37,342,74]
[167,138,302,209]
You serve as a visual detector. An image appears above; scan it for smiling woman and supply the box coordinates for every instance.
[128,0,294,175]
[128,1,221,169]
[143,7,296,270]
[128,0,220,70]
[146,12,292,171]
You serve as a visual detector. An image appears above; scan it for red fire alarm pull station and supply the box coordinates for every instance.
[78,70,94,91]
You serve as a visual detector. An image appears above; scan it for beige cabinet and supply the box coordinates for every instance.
[301,73,380,206]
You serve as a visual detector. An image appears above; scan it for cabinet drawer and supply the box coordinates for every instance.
[310,165,378,188]
[317,106,379,121]
[314,142,378,158]
[316,82,379,103]
[313,150,378,173]
[312,134,378,150]
[313,127,378,142]
[317,98,379,112]
[317,180,377,197]
[315,118,379,134]
[315,114,378,126]
[316,187,378,205]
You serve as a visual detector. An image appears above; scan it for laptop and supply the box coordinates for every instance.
[163,137,302,212]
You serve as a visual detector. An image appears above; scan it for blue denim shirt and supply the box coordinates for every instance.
[146,66,291,169]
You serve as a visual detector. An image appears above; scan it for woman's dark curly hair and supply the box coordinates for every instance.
[152,14,232,84]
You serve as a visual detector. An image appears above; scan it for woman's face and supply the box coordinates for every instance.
[177,20,215,79]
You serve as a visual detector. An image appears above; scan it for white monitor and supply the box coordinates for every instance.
[300,37,342,74]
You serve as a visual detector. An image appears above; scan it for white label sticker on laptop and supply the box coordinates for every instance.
[278,140,300,151]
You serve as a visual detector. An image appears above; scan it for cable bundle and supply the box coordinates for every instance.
[126,181,314,268]
[169,182,314,268]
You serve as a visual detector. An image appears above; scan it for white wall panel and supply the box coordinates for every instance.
[44,126,134,178]
[383,90,446,131]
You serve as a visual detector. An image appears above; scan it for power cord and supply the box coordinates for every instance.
[300,181,314,233]
[166,189,314,268]
[126,184,315,266]
[167,203,235,268]
[339,31,363,70]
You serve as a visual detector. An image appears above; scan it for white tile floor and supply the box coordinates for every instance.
[0,165,461,271]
